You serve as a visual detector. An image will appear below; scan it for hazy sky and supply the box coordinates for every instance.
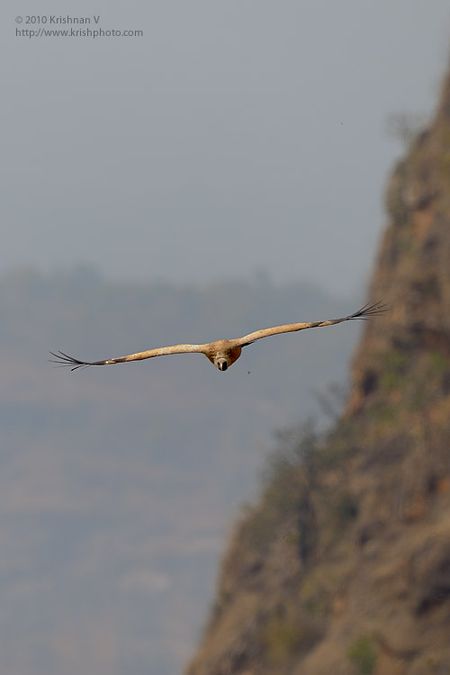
[2,0,450,295]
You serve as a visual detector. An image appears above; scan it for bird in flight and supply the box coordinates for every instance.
[50,301,386,373]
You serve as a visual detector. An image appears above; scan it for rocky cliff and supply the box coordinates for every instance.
[186,67,450,675]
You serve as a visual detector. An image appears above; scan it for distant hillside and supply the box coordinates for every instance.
[0,269,357,675]
[187,68,450,674]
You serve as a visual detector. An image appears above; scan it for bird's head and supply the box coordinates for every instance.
[215,357,229,372]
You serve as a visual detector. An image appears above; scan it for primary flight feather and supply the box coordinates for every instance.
[50,301,386,373]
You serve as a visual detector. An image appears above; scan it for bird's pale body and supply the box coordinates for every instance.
[205,340,242,371]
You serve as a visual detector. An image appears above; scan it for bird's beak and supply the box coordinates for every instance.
[217,359,228,371]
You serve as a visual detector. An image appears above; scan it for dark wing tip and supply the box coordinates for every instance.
[349,300,389,321]
[49,350,92,372]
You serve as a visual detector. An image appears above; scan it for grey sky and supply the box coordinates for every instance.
[1,0,449,295]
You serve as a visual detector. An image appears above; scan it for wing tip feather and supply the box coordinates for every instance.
[48,350,92,372]
[349,300,389,321]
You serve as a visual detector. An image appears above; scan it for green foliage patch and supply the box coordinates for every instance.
[263,610,323,665]
[380,349,409,391]
[429,350,449,375]
[347,635,377,675]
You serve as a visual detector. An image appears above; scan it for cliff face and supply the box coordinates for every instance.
[186,68,450,675]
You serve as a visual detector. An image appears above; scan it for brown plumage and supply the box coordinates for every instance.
[50,301,386,373]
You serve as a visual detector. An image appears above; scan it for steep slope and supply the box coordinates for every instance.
[187,69,450,675]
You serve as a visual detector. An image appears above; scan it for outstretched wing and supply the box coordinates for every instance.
[234,301,387,347]
[49,343,209,371]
